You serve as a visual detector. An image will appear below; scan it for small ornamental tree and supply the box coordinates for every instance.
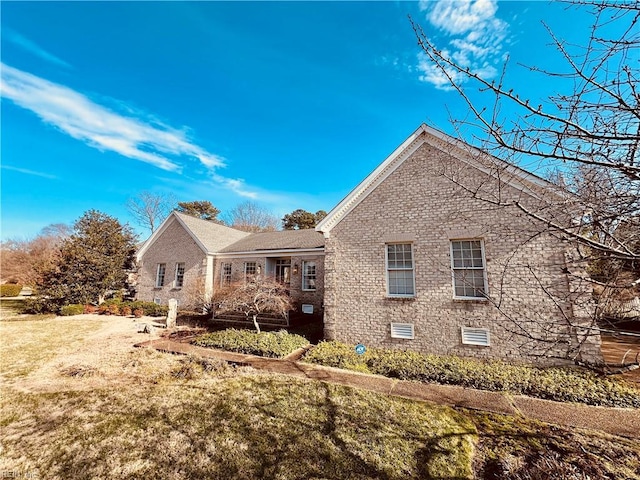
[215,277,294,333]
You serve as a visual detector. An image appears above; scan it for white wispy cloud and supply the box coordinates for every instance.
[212,174,259,199]
[416,0,508,89]
[1,164,57,180]
[0,63,262,198]
[3,29,71,68]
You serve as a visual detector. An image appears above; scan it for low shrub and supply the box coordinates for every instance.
[193,329,309,358]
[127,301,168,317]
[108,304,120,315]
[59,304,85,316]
[22,297,57,314]
[121,305,132,316]
[0,284,23,297]
[98,304,110,315]
[299,340,371,373]
[83,304,98,314]
[303,341,640,408]
[133,308,144,318]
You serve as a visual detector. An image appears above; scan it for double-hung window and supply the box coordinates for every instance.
[221,263,232,286]
[155,263,166,288]
[244,262,257,281]
[386,243,415,297]
[450,240,488,299]
[175,263,185,288]
[302,261,316,291]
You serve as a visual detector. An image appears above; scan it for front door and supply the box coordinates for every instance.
[274,259,291,285]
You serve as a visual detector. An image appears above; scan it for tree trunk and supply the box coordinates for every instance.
[252,314,260,333]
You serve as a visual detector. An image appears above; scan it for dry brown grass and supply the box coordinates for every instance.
[1,317,639,480]
[0,316,477,480]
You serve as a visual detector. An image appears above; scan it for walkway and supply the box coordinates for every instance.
[136,338,640,440]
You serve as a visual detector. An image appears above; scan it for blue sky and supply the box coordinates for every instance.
[1,1,599,241]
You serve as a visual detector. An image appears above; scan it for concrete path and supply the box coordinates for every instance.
[136,338,640,440]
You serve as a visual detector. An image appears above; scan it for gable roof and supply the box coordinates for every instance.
[137,211,250,260]
[219,229,324,254]
[316,123,563,234]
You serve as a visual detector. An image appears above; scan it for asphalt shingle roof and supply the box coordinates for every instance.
[219,229,325,253]
[174,212,250,253]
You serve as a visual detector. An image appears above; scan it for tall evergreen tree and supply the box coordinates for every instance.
[176,201,221,221]
[282,209,327,230]
[35,210,137,309]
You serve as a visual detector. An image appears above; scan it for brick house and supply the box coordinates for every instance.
[136,212,325,323]
[136,212,250,306]
[136,124,602,364]
[315,124,602,365]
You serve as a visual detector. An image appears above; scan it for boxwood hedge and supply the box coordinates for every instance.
[303,341,640,408]
[192,329,309,358]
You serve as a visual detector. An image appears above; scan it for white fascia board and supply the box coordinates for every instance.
[136,213,176,261]
[135,211,209,261]
[316,124,566,234]
[422,125,569,204]
[215,248,325,259]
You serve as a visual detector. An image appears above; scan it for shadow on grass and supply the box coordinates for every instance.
[1,375,477,480]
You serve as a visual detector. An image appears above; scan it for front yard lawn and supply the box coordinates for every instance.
[1,318,639,479]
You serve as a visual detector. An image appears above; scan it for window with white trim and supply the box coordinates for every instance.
[175,262,185,288]
[155,263,166,287]
[244,262,257,281]
[450,240,487,299]
[302,261,316,291]
[386,243,415,297]
[221,262,232,286]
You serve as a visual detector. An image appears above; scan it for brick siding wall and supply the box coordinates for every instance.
[213,254,325,316]
[324,138,602,365]
[136,217,208,308]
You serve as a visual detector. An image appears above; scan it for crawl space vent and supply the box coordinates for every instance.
[301,304,314,314]
[461,327,490,346]
[390,323,415,340]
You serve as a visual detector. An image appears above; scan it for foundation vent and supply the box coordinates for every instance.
[390,323,415,339]
[461,327,490,346]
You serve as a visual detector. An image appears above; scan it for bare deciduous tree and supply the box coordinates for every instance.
[126,191,175,235]
[222,201,279,232]
[214,276,294,332]
[0,224,70,286]
[411,0,639,362]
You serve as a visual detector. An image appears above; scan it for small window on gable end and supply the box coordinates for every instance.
[155,263,166,288]
[390,322,415,339]
[175,263,185,288]
[461,327,490,346]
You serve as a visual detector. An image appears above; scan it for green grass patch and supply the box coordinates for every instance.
[192,328,310,358]
[0,376,476,479]
[303,341,640,408]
